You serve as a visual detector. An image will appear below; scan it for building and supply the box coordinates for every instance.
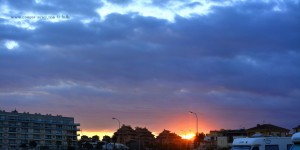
[247,124,290,137]
[156,129,182,144]
[112,126,156,150]
[293,125,300,133]
[135,127,155,149]
[206,129,247,149]
[0,109,80,149]
[114,125,137,144]
[155,129,184,150]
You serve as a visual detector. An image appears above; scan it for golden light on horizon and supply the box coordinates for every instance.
[79,130,114,140]
[181,133,195,140]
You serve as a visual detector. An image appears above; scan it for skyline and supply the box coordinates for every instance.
[1,0,300,139]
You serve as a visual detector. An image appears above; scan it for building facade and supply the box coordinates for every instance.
[206,129,247,149]
[0,109,80,149]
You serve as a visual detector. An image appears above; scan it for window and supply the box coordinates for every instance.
[265,145,279,150]
[33,135,40,139]
[46,135,51,139]
[45,129,51,134]
[21,123,29,127]
[8,128,17,132]
[21,128,28,133]
[33,129,40,133]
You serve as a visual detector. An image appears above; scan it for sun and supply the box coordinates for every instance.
[181,133,195,140]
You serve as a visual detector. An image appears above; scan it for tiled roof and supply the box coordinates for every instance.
[247,124,289,132]
[293,125,300,129]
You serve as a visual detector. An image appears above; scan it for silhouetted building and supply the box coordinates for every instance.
[247,124,290,137]
[206,129,247,149]
[135,127,155,149]
[0,109,80,149]
[293,125,300,133]
[114,125,136,144]
[155,129,184,150]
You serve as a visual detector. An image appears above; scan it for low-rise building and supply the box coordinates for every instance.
[247,124,290,137]
[114,125,136,144]
[206,129,247,149]
[293,125,300,133]
[113,125,156,150]
[155,129,184,150]
[135,127,155,149]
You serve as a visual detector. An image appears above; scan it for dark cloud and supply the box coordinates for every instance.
[1,0,300,132]
[107,0,132,5]
[3,0,102,17]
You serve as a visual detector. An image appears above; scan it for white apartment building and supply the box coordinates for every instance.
[0,109,80,149]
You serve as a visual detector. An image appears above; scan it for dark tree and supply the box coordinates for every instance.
[194,132,205,148]
[83,142,93,150]
[56,141,62,149]
[112,135,117,143]
[19,143,27,149]
[67,138,75,150]
[102,135,111,143]
[95,142,104,150]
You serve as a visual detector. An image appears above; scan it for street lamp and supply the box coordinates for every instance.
[112,117,120,129]
[189,111,198,135]
[112,117,121,144]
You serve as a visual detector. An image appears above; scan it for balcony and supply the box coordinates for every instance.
[73,123,80,126]
[21,130,29,133]
[33,130,41,134]
[45,131,52,134]
[8,136,17,139]
[20,136,29,139]
[8,142,17,145]
[8,124,18,127]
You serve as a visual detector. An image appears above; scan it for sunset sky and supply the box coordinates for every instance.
[1,0,300,139]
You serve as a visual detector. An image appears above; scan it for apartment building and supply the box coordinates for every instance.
[0,109,80,149]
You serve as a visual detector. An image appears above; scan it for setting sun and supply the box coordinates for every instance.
[181,133,195,140]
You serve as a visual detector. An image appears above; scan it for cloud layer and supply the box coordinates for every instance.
[1,0,300,134]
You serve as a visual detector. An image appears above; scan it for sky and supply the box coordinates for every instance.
[1,0,300,138]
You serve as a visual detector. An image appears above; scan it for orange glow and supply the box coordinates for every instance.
[79,130,114,140]
[181,133,195,140]
[77,113,217,140]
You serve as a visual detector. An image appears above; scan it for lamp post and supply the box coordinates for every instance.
[189,111,198,135]
[112,117,121,145]
[112,118,120,129]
